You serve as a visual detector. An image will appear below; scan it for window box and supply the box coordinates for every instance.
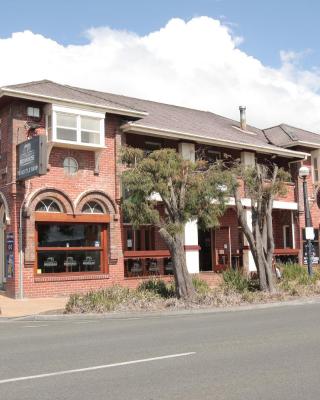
[45,105,105,150]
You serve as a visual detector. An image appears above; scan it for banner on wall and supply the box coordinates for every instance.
[6,232,14,278]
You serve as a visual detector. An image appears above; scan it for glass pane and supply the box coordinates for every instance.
[56,113,77,128]
[37,250,101,273]
[38,224,102,247]
[57,127,77,142]
[81,130,100,144]
[81,116,100,131]
[82,202,104,214]
[36,199,61,213]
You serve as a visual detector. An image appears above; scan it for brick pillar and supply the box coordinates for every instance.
[178,142,199,273]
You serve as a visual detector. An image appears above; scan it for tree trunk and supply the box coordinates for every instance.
[171,235,196,299]
[159,230,196,299]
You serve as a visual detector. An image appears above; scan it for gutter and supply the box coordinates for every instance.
[0,88,148,118]
[121,122,310,159]
[282,140,320,150]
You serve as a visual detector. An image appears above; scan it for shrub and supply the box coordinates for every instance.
[279,263,317,285]
[137,279,175,298]
[192,276,211,295]
[222,269,250,293]
[65,286,134,313]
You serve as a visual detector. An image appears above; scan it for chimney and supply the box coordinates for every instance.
[239,106,247,131]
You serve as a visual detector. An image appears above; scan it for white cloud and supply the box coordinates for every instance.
[1,16,320,132]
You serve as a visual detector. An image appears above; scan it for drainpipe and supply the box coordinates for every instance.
[18,181,30,300]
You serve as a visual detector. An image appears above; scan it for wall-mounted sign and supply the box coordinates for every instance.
[6,232,14,278]
[17,135,47,180]
[305,227,315,240]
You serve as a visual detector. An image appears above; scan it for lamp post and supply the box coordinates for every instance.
[299,166,313,276]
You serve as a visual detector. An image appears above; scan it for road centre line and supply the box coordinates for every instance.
[0,352,196,385]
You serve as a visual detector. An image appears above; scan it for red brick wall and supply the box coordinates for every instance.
[0,98,306,298]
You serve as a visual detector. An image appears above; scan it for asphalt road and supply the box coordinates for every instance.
[1,304,320,400]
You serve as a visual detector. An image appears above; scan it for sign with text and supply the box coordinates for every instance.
[17,135,47,180]
[6,232,14,278]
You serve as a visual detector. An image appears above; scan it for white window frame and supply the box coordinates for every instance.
[283,225,291,248]
[47,105,105,148]
[311,150,320,184]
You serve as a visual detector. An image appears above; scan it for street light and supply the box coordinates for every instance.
[299,166,313,276]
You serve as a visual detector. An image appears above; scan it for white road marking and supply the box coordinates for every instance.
[0,352,195,384]
[23,325,49,328]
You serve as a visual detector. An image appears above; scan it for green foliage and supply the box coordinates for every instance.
[234,163,291,201]
[137,279,175,298]
[121,147,232,235]
[279,263,318,285]
[192,276,211,295]
[222,269,251,293]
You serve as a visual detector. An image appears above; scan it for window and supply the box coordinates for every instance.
[56,113,77,142]
[311,150,320,184]
[124,226,154,251]
[27,107,40,118]
[46,105,105,147]
[314,158,319,182]
[196,147,221,165]
[206,150,221,164]
[82,201,104,214]
[36,199,61,213]
[283,225,292,248]
[63,157,78,175]
[81,117,101,145]
[36,223,106,274]
[144,141,161,155]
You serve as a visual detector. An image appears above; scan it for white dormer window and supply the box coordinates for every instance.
[45,105,105,148]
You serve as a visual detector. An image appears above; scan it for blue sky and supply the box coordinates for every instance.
[1,1,320,131]
[1,0,319,69]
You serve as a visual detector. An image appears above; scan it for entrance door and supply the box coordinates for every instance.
[198,229,213,271]
[0,206,5,287]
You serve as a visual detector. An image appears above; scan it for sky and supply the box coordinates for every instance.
[1,0,320,131]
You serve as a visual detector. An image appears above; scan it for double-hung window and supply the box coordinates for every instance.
[46,105,105,148]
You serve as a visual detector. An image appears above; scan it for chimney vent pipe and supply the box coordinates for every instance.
[239,106,247,131]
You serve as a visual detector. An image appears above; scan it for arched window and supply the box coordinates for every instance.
[36,199,61,213]
[82,201,104,214]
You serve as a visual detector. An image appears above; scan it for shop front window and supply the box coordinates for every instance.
[36,223,105,274]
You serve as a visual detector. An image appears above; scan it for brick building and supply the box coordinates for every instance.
[0,80,319,298]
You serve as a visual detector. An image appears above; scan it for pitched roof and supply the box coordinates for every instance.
[264,124,320,148]
[1,80,147,116]
[0,80,311,157]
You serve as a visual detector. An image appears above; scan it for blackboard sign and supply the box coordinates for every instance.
[17,135,47,180]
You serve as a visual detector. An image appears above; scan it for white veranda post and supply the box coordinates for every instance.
[178,142,200,273]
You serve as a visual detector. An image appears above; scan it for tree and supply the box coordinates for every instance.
[121,147,231,299]
[230,162,290,292]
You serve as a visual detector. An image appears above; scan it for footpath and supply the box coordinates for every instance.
[0,293,67,318]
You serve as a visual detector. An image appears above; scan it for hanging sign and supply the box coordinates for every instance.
[17,135,47,180]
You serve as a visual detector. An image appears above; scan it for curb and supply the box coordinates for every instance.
[2,296,320,322]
